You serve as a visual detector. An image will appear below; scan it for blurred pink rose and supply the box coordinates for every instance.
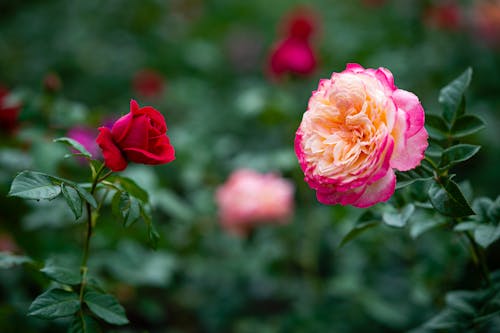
[268,8,318,79]
[132,69,165,99]
[472,1,500,47]
[67,126,100,159]
[295,64,428,208]
[424,2,462,31]
[216,169,294,235]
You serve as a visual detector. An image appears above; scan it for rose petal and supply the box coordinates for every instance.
[96,127,128,171]
[392,89,425,137]
[352,169,396,208]
[119,114,150,149]
[123,139,175,165]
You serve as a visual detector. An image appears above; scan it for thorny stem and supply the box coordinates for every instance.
[78,164,111,309]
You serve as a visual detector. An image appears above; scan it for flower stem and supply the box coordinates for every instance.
[78,164,108,305]
[464,231,491,287]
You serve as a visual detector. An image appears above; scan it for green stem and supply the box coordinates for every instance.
[464,231,491,287]
[78,164,109,305]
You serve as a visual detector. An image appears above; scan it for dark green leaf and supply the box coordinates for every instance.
[382,204,415,228]
[422,309,460,329]
[61,183,83,220]
[425,114,449,140]
[121,193,141,227]
[474,224,500,249]
[339,211,380,248]
[439,68,472,125]
[395,167,433,190]
[68,314,102,333]
[40,263,80,285]
[71,183,97,209]
[439,144,481,169]
[27,288,80,319]
[53,137,92,158]
[0,252,33,269]
[428,178,475,217]
[487,197,500,222]
[8,171,61,200]
[84,290,129,325]
[140,204,160,249]
[115,176,148,203]
[450,114,485,138]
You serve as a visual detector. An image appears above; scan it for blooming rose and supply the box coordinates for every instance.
[295,64,428,208]
[268,9,318,79]
[216,169,294,235]
[0,86,21,134]
[96,99,175,172]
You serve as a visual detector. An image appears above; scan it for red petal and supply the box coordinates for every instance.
[96,127,128,171]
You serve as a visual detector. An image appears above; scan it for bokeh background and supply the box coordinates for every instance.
[1,0,499,332]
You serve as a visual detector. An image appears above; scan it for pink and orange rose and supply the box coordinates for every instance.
[216,169,294,235]
[295,64,428,208]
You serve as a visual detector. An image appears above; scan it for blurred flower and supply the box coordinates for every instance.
[132,69,165,99]
[424,2,462,31]
[43,72,62,93]
[67,126,100,159]
[96,99,175,172]
[268,8,318,79]
[295,64,428,208]
[216,169,294,235]
[0,232,19,253]
[0,86,21,135]
[472,1,500,47]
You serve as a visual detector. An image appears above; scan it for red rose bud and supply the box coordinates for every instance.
[268,37,317,78]
[0,86,21,134]
[424,3,462,31]
[132,69,165,99]
[96,99,175,172]
[43,72,62,93]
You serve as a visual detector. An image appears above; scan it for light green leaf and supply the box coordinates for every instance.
[54,137,92,158]
[382,204,415,228]
[450,114,485,138]
[474,224,500,248]
[453,222,479,232]
[68,314,102,333]
[114,176,149,203]
[439,68,472,125]
[40,263,80,285]
[61,183,83,220]
[84,290,129,325]
[428,178,475,218]
[0,252,33,269]
[439,144,481,169]
[71,183,97,209]
[27,288,80,319]
[8,171,61,200]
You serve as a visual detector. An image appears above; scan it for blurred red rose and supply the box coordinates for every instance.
[132,69,165,99]
[43,72,62,93]
[268,8,318,79]
[472,1,500,47]
[425,2,462,31]
[0,86,21,135]
[96,99,175,172]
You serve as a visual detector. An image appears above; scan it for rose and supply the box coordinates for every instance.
[295,63,428,208]
[96,99,175,171]
[215,169,295,235]
[0,86,21,134]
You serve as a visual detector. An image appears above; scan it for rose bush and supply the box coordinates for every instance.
[216,169,294,235]
[295,63,428,207]
[96,99,175,171]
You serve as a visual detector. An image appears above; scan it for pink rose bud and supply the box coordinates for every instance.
[216,169,295,235]
[96,99,175,172]
[295,64,428,208]
[0,86,21,135]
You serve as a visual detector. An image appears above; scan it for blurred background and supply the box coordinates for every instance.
[0,0,499,332]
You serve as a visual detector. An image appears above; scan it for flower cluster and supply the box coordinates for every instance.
[295,64,428,208]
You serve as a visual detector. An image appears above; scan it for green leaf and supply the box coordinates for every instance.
[453,222,479,232]
[61,183,83,220]
[382,204,415,228]
[8,171,61,200]
[439,68,472,125]
[450,114,485,138]
[114,176,148,203]
[120,192,141,227]
[339,211,380,248]
[425,114,449,140]
[68,314,102,333]
[474,224,500,248]
[395,166,433,190]
[53,137,92,158]
[40,263,80,285]
[487,197,500,222]
[84,290,129,325]
[71,183,97,209]
[439,144,481,169]
[0,252,33,269]
[141,204,160,249]
[27,288,80,319]
[428,178,475,217]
